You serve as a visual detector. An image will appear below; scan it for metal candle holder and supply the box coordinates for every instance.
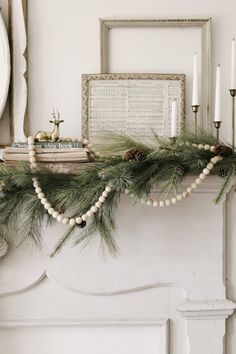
[213,121,222,143]
[192,105,200,137]
[229,89,236,150]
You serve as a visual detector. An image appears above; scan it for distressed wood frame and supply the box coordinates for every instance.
[100,18,211,130]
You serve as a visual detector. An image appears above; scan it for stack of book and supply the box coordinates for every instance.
[3,141,90,168]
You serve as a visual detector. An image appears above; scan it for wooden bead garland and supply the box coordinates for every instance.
[28,136,109,227]
[125,143,223,208]
[28,136,223,218]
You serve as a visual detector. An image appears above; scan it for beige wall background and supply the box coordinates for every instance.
[1,0,236,353]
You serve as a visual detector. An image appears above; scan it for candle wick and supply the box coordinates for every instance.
[217,64,221,67]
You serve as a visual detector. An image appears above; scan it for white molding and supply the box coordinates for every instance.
[11,0,28,142]
[178,299,236,319]
[0,317,168,327]
[0,317,169,353]
[0,11,10,119]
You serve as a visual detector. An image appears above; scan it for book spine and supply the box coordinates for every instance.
[13,142,83,149]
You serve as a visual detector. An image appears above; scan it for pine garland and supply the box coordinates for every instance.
[0,129,236,256]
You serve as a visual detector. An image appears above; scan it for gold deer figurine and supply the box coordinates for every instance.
[35,109,64,142]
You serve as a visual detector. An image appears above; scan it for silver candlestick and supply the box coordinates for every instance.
[192,105,200,137]
[213,121,222,143]
[229,89,236,149]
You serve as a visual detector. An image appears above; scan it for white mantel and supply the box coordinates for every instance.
[0,176,234,354]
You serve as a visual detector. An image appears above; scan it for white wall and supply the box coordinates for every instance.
[27,0,236,142]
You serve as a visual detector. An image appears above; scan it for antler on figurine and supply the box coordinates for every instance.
[35,109,64,142]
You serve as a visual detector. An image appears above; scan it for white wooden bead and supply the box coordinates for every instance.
[87,210,93,217]
[187,187,193,193]
[33,182,39,188]
[210,146,216,152]
[62,217,69,225]
[199,173,206,180]
[95,152,100,158]
[210,157,218,164]
[83,139,89,145]
[76,217,82,224]
[29,151,36,157]
[102,191,108,197]
[203,168,210,175]
[41,198,47,205]
[95,201,102,208]
[105,186,112,192]
[204,144,210,151]
[182,191,188,198]
[195,178,202,185]
[165,199,171,206]
[52,211,59,219]
[191,183,197,189]
[32,177,37,182]
[28,136,34,143]
[30,157,36,163]
[38,193,45,199]
[35,187,42,194]
[69,218,76,226]
[198,144,204,150]
[87,143,93,149]
[159,201,165,207]
[91,206,98,213]
[192,143,198,148]
[57,215,63,222]
[171,198,177,204]
[146,199,153,206]
[48,207,54,215]
[153,200,159,207]
[207,163,214,170]
[31,163,37,169]
[124,189,130,194]
[99,196,106,203]
[44,203,51,210]
[177,194,183,201]
[91,148,97,154]
[28,145,34,151]
[82,214,88,221]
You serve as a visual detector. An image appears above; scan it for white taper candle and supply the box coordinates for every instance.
[214,65,221,122]
[192,52,199,105]
[231,38,236,89]
[171,99,177,137]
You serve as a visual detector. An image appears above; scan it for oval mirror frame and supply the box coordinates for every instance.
[0,12,10,119]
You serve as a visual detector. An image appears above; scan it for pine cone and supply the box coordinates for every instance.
[218,166,230,178]
[134,150,146,162]
[124,148,146,161]
[124,148,138,161]
[214,144,233,157]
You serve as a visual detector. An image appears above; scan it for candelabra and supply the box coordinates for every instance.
[192,105,200,137]
[229,89,236,149]
[213,121,222,143]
